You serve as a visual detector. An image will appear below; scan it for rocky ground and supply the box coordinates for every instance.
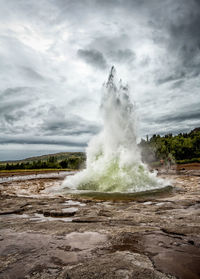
[0,168,199,279]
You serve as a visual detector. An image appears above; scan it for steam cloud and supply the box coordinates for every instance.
[62,67,167,192]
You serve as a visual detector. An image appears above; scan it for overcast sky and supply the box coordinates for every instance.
[1,0,200,160]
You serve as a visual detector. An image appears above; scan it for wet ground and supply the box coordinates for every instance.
[0,169,200,279]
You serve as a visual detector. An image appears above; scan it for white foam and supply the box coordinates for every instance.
[63,67,168,192]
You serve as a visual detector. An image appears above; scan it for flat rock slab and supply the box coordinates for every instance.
[62,251,174,279]
[0,173,200,279]
[111,231,200,279]
[0,230,107,279]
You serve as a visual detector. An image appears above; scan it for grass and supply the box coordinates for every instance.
[0,168,75,173]
[148,159,200,166]
[176,158,200,164]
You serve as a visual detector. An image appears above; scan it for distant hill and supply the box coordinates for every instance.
[1,152,85,164]
[0,151,86,171]
[1,127,200,168]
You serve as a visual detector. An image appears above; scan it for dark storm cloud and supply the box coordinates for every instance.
[150,0,200,79]
[157,111,200,124]
[154,126,194,136]
[41,116,99,136]
[82,34,136,68]
[0,87,37,126]
[142,102,200,127]
[0,136,86,147]
[40,104,100,136]
[92,0,200,83]
[77,49,107,69]
[1,0,200,159]
[169,8,200,61]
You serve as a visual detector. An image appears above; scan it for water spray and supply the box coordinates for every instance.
[62,67,167,192]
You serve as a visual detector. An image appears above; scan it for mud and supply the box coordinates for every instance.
[0,169,200,279]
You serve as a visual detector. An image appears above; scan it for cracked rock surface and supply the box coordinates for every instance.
[0,170,200,279]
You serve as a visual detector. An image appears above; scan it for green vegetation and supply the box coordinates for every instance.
[139,128,200,165]
[0,152,86,171]
[1,128,200,171]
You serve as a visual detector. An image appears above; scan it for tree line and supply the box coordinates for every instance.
[0,155,86,171]
[1,128,200,170]
[139,128,200,164]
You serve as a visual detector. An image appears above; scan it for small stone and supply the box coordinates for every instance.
[188,240,194,245]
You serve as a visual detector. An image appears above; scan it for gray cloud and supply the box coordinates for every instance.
[77,49,107,69]
[170,80,185,89]
[41,113,100,136]
[0,100,29,115]
[21,67,45,81]
[150,0,200,79]
[157,111,200,124]
[156,72,185,85]
[0,87,32,100]
[141,101,200,138]
[0,86,39,134]
[0,135,86,147]
[109,49,135,64]
[0,0,200,160]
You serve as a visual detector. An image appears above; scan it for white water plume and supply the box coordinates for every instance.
[62,67,167,192]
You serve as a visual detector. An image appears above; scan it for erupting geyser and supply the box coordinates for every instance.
[62,67,166,192]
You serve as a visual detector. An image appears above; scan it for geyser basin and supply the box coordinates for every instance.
[66,185,174,201]
[62,67,168,193]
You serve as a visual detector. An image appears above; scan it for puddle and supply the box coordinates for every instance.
[155,202,173,206]
[0,229,108,279]
[62,207,79,213]
[63,200,86,207]
[0,214,29,220]
[31,213,73,222]
[143,201,153,205]
[64,232,107,250]
[0,213,73,223]
[111,231,200,279]
[155,202,166,206]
